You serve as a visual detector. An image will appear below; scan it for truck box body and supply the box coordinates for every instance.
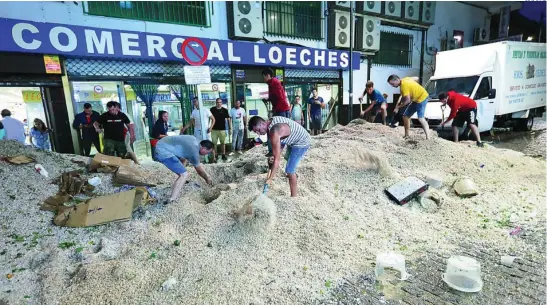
[422,41,546,132]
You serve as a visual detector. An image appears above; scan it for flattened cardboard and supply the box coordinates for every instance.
[54,189,136,227]
[89,153,132,171]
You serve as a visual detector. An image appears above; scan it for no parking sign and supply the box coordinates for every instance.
[180,37,208,66]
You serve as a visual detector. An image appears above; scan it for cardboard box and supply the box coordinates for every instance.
[54,189,137,227]
[114,165,156,187]
[89,153,132,171]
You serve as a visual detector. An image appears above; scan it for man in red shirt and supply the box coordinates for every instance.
[439,91,483,147]
[262,68,291,118]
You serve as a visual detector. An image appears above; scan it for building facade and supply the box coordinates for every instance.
[0,1,518,156]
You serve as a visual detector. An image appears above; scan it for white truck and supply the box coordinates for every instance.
[421,41,546,134]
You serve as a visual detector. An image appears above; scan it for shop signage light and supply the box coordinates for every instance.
[0,18,361,70]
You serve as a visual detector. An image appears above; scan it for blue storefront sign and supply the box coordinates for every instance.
[0,18,361,70]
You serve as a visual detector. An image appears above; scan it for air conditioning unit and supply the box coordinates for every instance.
[420,1,436,24]
[357,1,382,15]
[328,1,351,9]
[327,11,351,49]
[227,1,264,40]
[403,1,420,21]
[356,16,381,51]
[382,1,402,18]
[474,28,490,43]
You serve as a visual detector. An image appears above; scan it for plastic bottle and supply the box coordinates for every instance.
[34,164,49,178]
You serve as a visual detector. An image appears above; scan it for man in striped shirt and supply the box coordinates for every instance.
[248,116,311,197]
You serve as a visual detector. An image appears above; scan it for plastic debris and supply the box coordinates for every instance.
[34,164,49,178]
[87,177,102,186]
[509,226,522,236]
[160,277,177,291]
[500,255,519,267]
[442,256,483,293]
[375,252,410,281]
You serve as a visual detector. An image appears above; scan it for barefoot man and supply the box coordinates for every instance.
[248,116,311,197]
[387,75,430,139]
[155,135,214,204]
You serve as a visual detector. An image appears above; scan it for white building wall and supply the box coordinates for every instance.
[0,1,490,106]
[0,1,229,40]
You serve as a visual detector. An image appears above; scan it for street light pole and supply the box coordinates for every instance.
[348,1,354,122]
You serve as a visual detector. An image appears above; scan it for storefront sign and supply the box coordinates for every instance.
[22,90,42,103]
[184,66,211,85]
[235,69,246,79]
[0,18,360,70]
[43,55,61,74]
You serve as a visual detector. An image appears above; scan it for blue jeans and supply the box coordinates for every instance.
[403,98,428,119]
[284,146,309,174]
[232,129,244,151]
[157,155,187,175]
[273,110,291,118]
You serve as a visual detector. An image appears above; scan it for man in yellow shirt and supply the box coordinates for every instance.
[387,75,430,139]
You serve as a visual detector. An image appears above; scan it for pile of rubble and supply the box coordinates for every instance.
[0,120,544,305]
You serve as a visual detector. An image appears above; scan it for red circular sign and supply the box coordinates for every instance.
[180,37,208,66]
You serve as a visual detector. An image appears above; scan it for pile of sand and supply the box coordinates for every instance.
[0,121,545,305]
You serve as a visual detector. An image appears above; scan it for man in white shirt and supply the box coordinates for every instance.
[229,100,247,153]
[1,109,25,144]
[181,97,215,141]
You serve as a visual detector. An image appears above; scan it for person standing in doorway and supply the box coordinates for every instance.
[307,88,326,136]
[230,100,247,154]
[290,95,304,126]
[73,103,101,156]
[359,81,388,125]
[262,68,291,117]
[181,97,215,141]
[29,118,51,150]
[438,91,484,147]
[387,75,430,139]
[1,109,25,144]
[210,98,231,162]
[93,101,135,157]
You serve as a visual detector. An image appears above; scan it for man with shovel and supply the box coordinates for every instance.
[248,115,311,197]
[438,91,484,147]
[155,135,214,204]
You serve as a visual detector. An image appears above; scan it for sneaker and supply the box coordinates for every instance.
[476,141,484,148]
[222,155,228,161]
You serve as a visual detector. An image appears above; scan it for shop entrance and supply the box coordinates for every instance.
[0,86,74,153]
[285,83,340,131]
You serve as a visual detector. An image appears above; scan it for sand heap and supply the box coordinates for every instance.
[0,120,545,305]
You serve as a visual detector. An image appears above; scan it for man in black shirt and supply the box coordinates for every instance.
[93,101,135,157]
[209,98,232,162]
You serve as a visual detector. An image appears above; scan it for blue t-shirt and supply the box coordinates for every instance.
[365,89,386,104]
[155,135,201,166]
[308,96,324,117]
[30,128,50,150]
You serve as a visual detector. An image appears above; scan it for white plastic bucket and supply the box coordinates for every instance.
[442,256,483,292]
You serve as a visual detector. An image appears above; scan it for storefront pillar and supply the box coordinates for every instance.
[61,66,80,155]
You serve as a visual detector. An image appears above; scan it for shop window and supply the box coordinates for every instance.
[374,32,413,67]
[84,1,210,27]
[264,1,323,40]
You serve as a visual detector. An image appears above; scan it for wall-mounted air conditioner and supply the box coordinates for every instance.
[328,1,351,9]
[227,1,264,40]
[357,1,382,15]
[382,1,402,18]
[356,16,381,51]
[403,1,420,21]
[327,10,351,49]
[474,28,490,43]
[420,1,436,24]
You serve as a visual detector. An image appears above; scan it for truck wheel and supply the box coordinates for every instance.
[515,117,534,132]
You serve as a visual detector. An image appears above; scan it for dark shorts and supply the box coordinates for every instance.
[103,138,127,157]
[310,114,322,130]
[452,109,478,128]
[273,110,291,118]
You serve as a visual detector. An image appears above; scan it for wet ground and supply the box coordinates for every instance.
[437,118,546,158]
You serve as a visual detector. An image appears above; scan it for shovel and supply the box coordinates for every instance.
[233,168,273,220]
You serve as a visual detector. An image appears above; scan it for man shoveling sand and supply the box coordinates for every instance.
[248,116,311,197]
